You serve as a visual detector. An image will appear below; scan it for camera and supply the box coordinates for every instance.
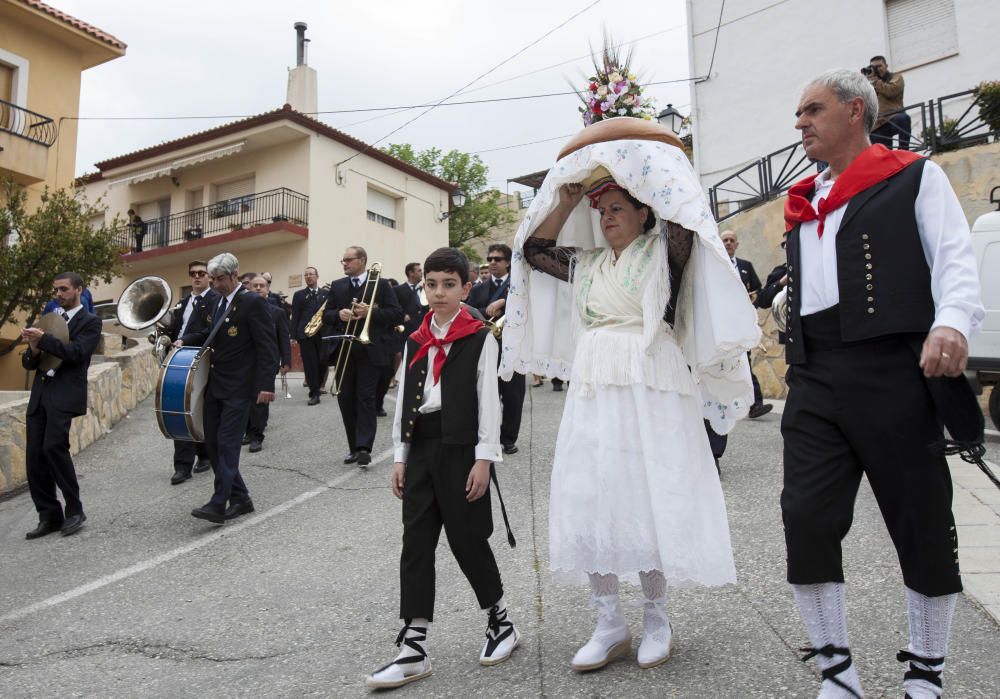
[860,65,874,76]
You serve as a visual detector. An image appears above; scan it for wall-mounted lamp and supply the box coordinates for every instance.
[439,188,467,221]
[171,176,181,187]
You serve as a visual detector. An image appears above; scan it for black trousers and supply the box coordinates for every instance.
[173,439,208,470]
[203,394,252,510]
[499,372,526,447]
[780,308,961,597]
[336,351,380,452]
[703,420,727,459]
[747,351,764,405]
[247,402,269,441]
[375,363,394,412]
[400,415,503,621]
[26,404,81,522]
[299,335,325,399]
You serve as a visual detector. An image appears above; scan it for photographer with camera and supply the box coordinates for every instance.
[863,55,911,150]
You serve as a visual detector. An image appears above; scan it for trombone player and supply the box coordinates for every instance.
[290,266,328,406]
[325,246,403,466]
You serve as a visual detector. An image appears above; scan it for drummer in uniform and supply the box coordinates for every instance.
[20,272,102,539]
[180,253,278,524]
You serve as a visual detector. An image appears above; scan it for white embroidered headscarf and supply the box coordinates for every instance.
[498,127,761,433]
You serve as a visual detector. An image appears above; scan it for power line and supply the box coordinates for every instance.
[702,0,728,82]
[472,133,575,154]
[336,0,605,168]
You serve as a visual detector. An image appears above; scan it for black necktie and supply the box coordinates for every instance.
[493,278,502,292]
[61,311,70,322]
[213,297,228,327]
[352,278,361,293]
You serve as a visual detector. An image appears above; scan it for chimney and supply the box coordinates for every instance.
[286,22,318,114]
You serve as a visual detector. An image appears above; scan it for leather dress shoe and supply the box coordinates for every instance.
[308,396,320,406]
[170,469,192,485]
[25,520,62,540]
[344,451,359,464]
[248,439,262,453]
[748,403,774,419]
[191,504,225,524]
[502,444,519,455]
[224,498,255,520]
[357,449,372,466]
[193,458,211,474]
[376,408,388,417]
[241,434,251,445]
[61,513,87,536]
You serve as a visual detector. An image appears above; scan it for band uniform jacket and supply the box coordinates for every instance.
[290,286,329,341]
[22,309,102,417]
[169,289,219,344]
[734,257,762,295]
[466,277,510,319]
[270,303,292,368]
[322,276,404,367]
[186,289,279,400]
[395,283,428,337]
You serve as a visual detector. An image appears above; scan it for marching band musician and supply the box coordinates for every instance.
[290,266,328,406]
[167,259,218,485]
[245,275,291,453]
[21,272,102,539]
[390,262,429,395]
[180,252,277,524]
[323,246,403,467]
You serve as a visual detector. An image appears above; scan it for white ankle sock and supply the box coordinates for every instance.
[395,619,430,662]
[791,583,863,698]
[902,587,955,699]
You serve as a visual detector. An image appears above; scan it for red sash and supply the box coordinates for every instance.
[408,307,484,382]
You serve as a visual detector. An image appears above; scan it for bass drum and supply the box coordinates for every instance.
[155,346,211,442]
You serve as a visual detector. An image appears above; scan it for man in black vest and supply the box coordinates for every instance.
[324,246,403,466]
[467,243,525,454]
[167,259,218,484]
[182,253,278,524]
[720,230,772,418]
[780,69,982,699]
[290,266,327,405]
[20,272,102,539]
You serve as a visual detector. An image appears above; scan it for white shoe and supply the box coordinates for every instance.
[365,623,432,689]
[480,604,521,666]
[637,597,673,669]
[571,594,632,672]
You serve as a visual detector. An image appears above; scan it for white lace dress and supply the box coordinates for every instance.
[529,234,737,587]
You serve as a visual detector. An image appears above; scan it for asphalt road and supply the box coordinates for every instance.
[1,379,998,698]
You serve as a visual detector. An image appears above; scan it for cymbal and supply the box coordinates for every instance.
[35,312,69,373]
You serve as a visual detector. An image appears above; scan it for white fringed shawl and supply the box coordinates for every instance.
[498,138,761,433]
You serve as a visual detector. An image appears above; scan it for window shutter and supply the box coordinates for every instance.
[886,0,958,69]
[216,176,255,202]
[366,187,397,220]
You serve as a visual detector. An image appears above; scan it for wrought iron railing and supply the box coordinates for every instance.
[115,187,308,253]
[708,87,996,222]
[0,99,57,146]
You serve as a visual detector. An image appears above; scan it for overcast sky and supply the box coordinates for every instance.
[58,0,692,193]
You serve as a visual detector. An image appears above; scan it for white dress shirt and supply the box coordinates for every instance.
[179,290,209,338]
[798,159,983,339]
[62,304,83,322]
[392,309,502,464]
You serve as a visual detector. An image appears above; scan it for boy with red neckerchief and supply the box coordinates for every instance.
[365,247,519,690]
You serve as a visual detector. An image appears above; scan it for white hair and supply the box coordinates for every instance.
[805,69,879,133]
[207,252,239,277]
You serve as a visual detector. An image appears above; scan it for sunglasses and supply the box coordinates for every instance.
[189,270,207,277]
[341,257,360,264]
[486,256,506,262]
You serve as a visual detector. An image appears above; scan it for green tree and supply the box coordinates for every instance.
[0,179,126,357]
[383,144,516,249]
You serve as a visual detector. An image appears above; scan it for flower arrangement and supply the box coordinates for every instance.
[577,39,656,126]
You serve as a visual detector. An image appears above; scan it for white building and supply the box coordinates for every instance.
[686,0,1000,215]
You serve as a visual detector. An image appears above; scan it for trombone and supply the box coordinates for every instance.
[328,262,382,395]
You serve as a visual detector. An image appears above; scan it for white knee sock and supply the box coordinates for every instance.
[791,583,863,698]
[395,618,430,662]
[587,572,625,632]
[639,569,667,601]
[588,572,620,597]
[902,587,956,699]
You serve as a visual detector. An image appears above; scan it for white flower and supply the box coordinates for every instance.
[596,84,608,97]
[618,108,627,115]
[610,71,623,82]
[622,94,635,105]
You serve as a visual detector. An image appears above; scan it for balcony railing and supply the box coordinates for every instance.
[116,187,308,253]
[0,99,57,146]
[708,86,996,222]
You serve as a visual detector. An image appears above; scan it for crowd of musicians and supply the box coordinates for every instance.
[17,67,990,697]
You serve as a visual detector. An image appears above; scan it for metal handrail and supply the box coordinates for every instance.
[707,85,995,221]
[116,187,308,253]
[0,98,57,146]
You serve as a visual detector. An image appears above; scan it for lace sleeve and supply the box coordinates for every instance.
[523,236,579,282]
[663,222,695,327]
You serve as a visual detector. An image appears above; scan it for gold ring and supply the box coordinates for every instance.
[941,352,951,359]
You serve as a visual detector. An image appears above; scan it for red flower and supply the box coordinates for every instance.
[590,82,598,91]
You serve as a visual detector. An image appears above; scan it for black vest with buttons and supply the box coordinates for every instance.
[400,327,489,445]
[785,159,933,365]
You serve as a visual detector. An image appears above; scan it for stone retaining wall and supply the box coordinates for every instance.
[0,343,158,495]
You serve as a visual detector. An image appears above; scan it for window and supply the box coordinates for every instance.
[885,0,958,69]
[88,213,105,230]
[366,187,398,229]
[214,176,255,216]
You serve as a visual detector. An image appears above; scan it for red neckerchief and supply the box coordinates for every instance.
[408,306,484,383]
[784,144,923,236]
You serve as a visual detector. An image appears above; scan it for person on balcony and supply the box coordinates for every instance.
[867,55,911,151]
[126,209,146,253]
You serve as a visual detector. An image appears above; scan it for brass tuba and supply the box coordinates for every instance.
[329,262,382,395]
[771,288,789,334]
[99,276,175,361]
